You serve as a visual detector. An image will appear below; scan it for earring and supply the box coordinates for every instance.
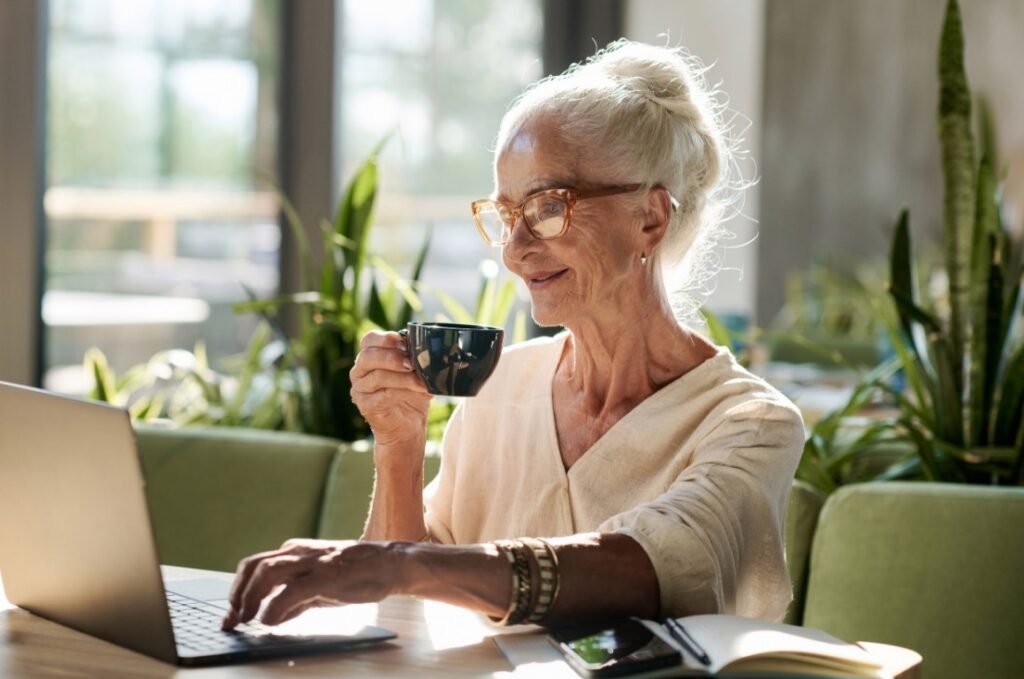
[640,252,648,265]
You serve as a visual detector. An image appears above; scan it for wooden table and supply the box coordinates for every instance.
[0,567,921,678]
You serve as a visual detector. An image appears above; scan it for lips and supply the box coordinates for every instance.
[525,268,569,288]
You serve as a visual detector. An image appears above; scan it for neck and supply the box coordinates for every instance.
[559,288,715,419]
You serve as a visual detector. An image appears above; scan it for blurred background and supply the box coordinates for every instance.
[1,0,1022,392]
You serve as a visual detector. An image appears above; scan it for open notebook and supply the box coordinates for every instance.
[664,614,885,677]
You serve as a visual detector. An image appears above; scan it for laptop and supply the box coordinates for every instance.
[0,380,396,666]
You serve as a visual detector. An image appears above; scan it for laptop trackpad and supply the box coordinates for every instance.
[165,578,233,609]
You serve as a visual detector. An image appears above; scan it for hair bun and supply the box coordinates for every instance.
[593,40,695,104]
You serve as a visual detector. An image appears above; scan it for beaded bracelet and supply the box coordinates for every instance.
[491,540,532,626]
[522,538,561,623]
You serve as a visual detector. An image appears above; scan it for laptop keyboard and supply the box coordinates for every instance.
[166,590,281,653]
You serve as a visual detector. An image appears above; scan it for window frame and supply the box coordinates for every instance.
[1,0,621,386]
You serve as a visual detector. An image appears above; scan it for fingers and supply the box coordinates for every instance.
[351,369,428,396]
[237,555,311,624]
[258,579,323,626]
[223,541,392,629]
[359,329,406,353]
[351,345,414,378]
[227,547,290,614]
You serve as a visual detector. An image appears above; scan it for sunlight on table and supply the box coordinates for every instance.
[265,601,380,637]
[422,599,494,650]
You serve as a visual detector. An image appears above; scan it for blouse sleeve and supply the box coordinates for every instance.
[422,401,465,544]
[598,400,804,621]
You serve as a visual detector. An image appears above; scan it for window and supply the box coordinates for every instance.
[43,0,281,391]
[338,0,543,317]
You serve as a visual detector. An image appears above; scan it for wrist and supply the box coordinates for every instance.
[384,541,425,597]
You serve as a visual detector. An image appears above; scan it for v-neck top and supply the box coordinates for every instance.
[423,332,805,621]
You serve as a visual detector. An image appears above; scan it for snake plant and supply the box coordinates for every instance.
[798,0,1023,491]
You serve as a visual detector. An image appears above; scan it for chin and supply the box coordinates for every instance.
[528,304,561,328]
[529,302,572,329]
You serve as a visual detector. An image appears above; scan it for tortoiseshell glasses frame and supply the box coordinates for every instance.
[471,183,644,246]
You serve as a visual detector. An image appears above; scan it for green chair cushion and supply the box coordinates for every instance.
[803,482,1024,679]
[135,425,341,572]
[316,442,441,540]
[784,480,825,624]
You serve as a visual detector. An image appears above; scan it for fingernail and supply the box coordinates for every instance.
[402,358,413,370]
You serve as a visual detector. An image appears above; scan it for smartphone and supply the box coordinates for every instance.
[548,617,682,677]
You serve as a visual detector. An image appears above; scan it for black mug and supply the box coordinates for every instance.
[400,322,504,397]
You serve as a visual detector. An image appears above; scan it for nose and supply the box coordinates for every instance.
[501,211,538,264]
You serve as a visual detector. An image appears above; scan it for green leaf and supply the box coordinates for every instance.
[475,273,496,325]
[969,155,997,444]
[370,255,423,320]
[977,96,1000,178]
[979,232,1004,445]
[490,280,518,328]
[512,310,528,344]
[992,341,1024,445]
[84,347,118,405]
[334,147,383,319]
[232,291,335,315]
[366,276,392,330]
[870,456,923,482]
[877,301,933,426]
[796,438,839,495]
[888,209,936,381]
[700,308,733,348]
[434,289,475,325]
[265,180,314,292]
[901,419,940,481]
[319,218,342,298]
[938,0,975,400]
[398,230,432,328]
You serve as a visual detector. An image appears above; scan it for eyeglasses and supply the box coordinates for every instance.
[471,184,643,246]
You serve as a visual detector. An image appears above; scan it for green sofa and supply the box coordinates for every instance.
[135,427,1023,679]
[135,425,439,571]
[802,482,1024,679]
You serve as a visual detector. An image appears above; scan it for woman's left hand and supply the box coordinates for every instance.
[221,538,399,629]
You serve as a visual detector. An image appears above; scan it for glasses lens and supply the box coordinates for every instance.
[474,203,510,244]
[524,193,568,239]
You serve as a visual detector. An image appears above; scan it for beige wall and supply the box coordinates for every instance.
[626,0,766,322]
[758,0,1024,322]
[0,1,44,386]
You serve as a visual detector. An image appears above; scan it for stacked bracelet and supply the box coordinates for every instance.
[491,540,532,626]
[522,538,561,623]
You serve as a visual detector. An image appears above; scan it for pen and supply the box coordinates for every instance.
[664,618,711,666]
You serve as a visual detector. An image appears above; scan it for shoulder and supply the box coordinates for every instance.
[682,345,805,445]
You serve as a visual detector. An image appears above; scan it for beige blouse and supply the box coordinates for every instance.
[423,333,805,621]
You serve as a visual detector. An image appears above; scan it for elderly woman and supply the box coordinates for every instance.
[223,40,803,631]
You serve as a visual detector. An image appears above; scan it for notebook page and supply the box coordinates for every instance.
[679,615,883,675]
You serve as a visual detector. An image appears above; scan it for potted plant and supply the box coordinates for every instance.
[798,0,1023,493]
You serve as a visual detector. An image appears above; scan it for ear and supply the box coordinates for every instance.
[639,186,674,252]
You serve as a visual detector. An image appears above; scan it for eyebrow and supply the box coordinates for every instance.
[494,179,573,203]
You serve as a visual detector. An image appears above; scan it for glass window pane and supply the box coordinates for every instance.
[338,0,543,320]
[44,0,281,392]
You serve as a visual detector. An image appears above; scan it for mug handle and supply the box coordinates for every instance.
[397,328,413,363]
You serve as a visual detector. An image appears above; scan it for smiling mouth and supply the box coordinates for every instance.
[527,269,569,286]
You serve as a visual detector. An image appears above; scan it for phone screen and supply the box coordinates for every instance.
[550,618,681,677]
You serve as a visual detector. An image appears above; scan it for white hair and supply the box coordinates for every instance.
[496,39,750,323]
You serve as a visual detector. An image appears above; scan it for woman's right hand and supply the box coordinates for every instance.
[350,330,433,451]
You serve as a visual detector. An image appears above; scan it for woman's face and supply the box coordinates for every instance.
[496,120,647,328]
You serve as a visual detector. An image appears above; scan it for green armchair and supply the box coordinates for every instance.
[803,482,1024,679]
[136,426,340,571]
